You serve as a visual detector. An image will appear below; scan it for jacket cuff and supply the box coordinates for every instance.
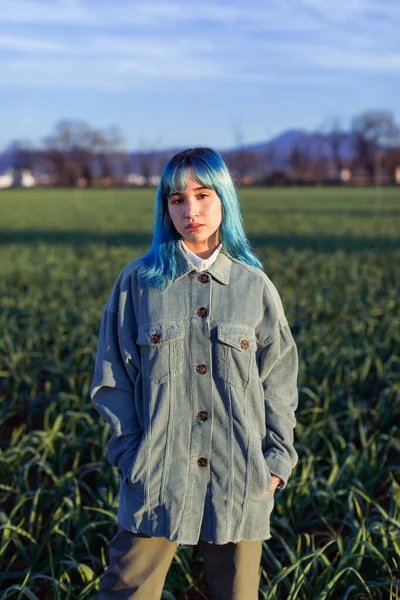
[265,453,293,490]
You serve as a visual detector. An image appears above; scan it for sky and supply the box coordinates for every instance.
[1,0,399,152]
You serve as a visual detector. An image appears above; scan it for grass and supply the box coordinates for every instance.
[0,186,399,599]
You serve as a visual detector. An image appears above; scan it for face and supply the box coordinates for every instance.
[167,173,222,257]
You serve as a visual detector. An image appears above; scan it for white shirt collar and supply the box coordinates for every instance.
[181,239,222,272]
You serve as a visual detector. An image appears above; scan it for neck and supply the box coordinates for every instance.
[181,231,221,259]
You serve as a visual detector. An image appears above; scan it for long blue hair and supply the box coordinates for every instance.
[139,147,264,289]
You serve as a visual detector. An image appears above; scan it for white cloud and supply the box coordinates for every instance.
[0,31,214,58]
[0,33,76,53]
[253,39,400,72]
[0,53,356,92]
[299,0,371,21]
[0,0,323,30]
[1,0,398,34]
[312,50,400,71]
[0,58,131,91]
[0,0,97,25]
[299,0,400,23]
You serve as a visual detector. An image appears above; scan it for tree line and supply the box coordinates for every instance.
[5,110,400,187]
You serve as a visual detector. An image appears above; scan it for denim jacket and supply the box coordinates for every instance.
[90,240,299,545]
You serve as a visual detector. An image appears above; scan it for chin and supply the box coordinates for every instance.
[182,231,207,241]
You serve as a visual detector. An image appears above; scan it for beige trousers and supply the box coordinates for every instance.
[96,524,262,600]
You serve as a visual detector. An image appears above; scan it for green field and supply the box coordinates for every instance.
[0,187,399,599]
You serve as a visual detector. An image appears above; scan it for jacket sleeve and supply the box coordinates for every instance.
[258,321,299,491]
[90,302,142,480]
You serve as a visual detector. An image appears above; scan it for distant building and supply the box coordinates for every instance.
[0,167,36,189]
[125,173,147,186]
[124,173,160,187]
[340,168,351,183]
[0,169,13,189]
[149,175,160,186]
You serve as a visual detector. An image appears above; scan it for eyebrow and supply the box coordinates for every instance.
[168,186,208,198]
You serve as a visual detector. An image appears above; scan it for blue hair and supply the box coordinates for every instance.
[139,147,264,289]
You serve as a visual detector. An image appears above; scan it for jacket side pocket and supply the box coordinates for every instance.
[249,433,274,497]
[124,433,148,492]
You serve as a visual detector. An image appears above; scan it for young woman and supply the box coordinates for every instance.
[91,147,299,600]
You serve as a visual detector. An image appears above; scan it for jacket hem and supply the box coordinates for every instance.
[117,516,273,546]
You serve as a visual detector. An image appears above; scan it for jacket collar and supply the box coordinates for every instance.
[174,239,232,285]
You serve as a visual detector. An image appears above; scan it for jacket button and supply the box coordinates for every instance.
[196,364,207,374]
[198,274,210,283]
[197,307,208,318]
[197,457,208,467]
[240,339,249,350]
[151,333,162,343]
[197,411,209,421]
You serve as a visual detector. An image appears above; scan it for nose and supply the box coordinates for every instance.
[184,198,200,219]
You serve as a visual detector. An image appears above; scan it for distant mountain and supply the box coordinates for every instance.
[242,129,309,153]
[222,130,356,171]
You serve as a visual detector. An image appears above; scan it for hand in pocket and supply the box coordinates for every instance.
[268,475,282,493]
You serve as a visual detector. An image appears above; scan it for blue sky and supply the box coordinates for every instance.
[1,0,399,152]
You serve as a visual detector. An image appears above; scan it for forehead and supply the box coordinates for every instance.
[166,165,214,196]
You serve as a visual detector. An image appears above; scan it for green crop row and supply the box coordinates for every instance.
[0,187,399,599]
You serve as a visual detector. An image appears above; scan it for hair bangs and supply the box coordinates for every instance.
[162,156,219,202]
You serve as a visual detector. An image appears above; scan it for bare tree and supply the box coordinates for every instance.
[135,137,165,186]
[226,123,261,185]
[97,126,130,184]
[43,120,128,186]
[289,144,311,182]
[313,117,343,182]
[262,146,276,175]
[307,131,331,183]
[351,111,400,178]
[138,151,152,186]
[44,120,95,186]
[381,145,400,183]
[329,119,346,181]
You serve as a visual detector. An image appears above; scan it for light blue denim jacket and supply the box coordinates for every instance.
[90,240,299,545]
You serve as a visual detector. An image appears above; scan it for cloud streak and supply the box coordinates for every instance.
[0,0,314,29]
[0,0,398,93]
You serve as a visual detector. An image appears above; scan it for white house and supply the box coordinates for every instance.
[0,168,36,189]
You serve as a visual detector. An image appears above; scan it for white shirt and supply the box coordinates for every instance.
[181,239,222,272]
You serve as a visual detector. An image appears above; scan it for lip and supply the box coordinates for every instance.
[185,224,204,231]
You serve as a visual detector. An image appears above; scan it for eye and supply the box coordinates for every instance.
[198,193,208,199]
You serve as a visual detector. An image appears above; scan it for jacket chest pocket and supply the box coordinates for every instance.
[137,322,184,384]
[215,325,258,388]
